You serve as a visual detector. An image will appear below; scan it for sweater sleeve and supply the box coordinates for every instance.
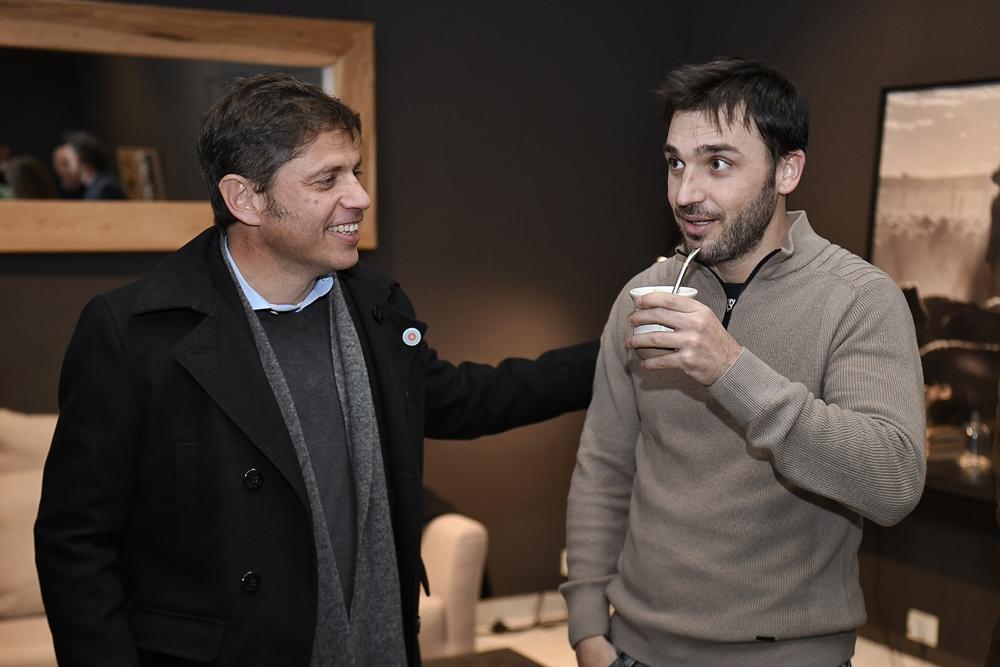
[560,292,639,646]
[708,276,926,526]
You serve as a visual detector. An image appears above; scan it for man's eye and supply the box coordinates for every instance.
[710,158,731,171]
[666,157,684,170]
[353,169,363,178]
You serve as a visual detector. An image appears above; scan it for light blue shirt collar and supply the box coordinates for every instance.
[222,235,334,313]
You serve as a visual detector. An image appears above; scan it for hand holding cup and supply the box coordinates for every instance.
[628,285,698,359]
[627,285,743,385]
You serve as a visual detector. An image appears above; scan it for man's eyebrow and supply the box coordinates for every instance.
[697,143,742,156]
[662,142,744,156]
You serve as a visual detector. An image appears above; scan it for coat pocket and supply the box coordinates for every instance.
[131,607,226,663]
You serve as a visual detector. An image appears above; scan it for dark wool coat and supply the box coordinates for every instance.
[35,228,597,666]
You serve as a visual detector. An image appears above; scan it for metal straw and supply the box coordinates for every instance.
[671,247,701,293]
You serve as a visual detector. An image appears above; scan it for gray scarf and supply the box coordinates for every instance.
[224,246,406,665]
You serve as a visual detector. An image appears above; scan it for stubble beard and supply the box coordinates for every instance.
[263,190,293,222]
[676,175,779,267]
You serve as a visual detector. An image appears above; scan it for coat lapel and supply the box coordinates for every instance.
[172,300,308,506]
[134,229,308,507]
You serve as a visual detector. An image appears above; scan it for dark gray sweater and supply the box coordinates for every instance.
[258,296,357,604]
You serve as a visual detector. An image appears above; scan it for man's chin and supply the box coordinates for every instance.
[685,240,722,266]
[331,249,360,272]
[682,237,706,255]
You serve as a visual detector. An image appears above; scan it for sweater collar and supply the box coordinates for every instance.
[754,211,828,280]
[675,210,827,282]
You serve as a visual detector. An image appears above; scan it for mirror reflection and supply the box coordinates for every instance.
[0,47,322,201]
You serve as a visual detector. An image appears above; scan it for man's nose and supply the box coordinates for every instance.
[673,170,705,207]
[344,180,372,211]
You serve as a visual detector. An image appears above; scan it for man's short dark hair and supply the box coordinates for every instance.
[656,57,809,167]
[197,73,362,229]
[63,131,107,172]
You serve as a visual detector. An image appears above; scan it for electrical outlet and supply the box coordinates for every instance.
[905,608,939,648]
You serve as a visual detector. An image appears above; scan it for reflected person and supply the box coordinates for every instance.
[60,130,126,200]
[6,155,58,199]
[562,57,925,667]
[35,74,598,666]
[51,142,84,199]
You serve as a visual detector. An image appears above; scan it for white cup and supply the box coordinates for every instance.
[628,285,698,359]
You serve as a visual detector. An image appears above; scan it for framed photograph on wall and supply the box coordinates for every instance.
[117,146,166,201]
[870,79,1000,438]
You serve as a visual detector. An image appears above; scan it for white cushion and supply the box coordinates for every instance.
[0,409,54,620]
[418,514,488,658]
[0,614,56,667]
[0,409,56,473]
[0,469,45,618]
[417,594,447,658]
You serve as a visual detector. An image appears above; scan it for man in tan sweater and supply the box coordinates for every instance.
[562,57,926,667]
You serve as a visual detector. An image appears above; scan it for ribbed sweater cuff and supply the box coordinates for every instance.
[708,347,787,426]
[561,583,611,648]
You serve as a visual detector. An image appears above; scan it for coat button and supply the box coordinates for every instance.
[372,305,383,323]
[241,570,261,593]
[243,468,263,490]
[416,613,421,634]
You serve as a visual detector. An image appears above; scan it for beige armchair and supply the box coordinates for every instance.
[418,513,489,660]
[0,408,57,667]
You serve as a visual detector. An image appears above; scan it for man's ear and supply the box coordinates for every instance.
[775,150,806,196]
[218,175,265,226]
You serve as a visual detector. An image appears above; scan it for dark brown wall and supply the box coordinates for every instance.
[2,2,1000,661]
[362,0,692,595]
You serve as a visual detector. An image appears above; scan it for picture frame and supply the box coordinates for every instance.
[117,146,166,201]
[869,78,1000,435]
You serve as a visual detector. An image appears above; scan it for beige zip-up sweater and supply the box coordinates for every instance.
[562,212,926,667]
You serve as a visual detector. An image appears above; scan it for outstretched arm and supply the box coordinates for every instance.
[423,339,599,439]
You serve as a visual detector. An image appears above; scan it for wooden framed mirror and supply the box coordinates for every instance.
[0,0,377,252]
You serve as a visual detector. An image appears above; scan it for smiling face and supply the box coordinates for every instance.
[52,144,81,190]
[256,129,371,278]
[665,110,797,279]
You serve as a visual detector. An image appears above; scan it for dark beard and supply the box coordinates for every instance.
[675,176,778,267]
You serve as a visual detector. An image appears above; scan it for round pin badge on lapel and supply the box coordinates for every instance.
[402,327,421,347]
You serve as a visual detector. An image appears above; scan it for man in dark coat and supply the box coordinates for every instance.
[34,74,597,666]
[60,131,127,200]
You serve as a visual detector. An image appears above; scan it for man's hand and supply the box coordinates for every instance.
[574,635,618,667]
[627,292,743,385]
